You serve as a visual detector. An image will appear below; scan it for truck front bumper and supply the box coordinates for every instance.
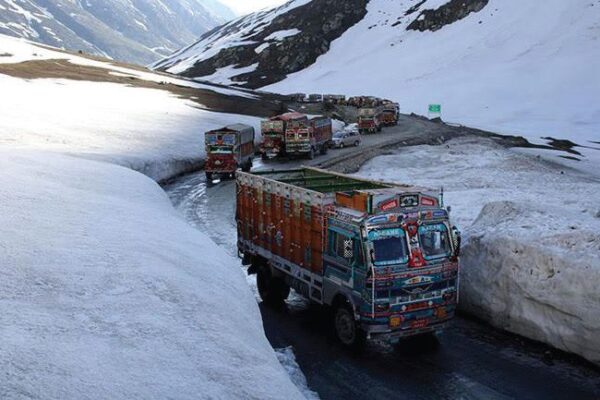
[361,319,450,343]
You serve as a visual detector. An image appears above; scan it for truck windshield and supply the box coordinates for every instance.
[367,228,409,266]
[418,223,451,260]
[208,146,233,154]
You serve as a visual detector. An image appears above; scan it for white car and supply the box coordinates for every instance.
[331,130,361,148]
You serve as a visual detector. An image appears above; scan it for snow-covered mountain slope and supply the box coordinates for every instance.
[0,0,236,65]
[156,0,600,173]
[0,35,305,398]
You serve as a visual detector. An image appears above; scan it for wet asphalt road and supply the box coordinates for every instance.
[163,117,600,400]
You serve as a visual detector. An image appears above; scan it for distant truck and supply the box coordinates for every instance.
[381,102,400,126]
[205,124,255,180]
[260,112,308,159]
[236,167,461,347]
[358,106,384,134]
[285,116,332,159]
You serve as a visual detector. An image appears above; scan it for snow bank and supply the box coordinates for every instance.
[357,137,600,364]
[0,150,303,399]
[0,74,261,182]
[266,0,600,175]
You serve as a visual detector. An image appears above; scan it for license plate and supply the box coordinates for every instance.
[411,319,429,329]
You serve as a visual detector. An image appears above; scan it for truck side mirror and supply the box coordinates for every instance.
[452,226,461,259]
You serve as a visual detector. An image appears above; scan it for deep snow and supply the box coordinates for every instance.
[358,137,600,365]
[0,35,306,398]
[0,150,304,399]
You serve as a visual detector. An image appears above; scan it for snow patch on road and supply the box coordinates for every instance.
[358,137,600,365]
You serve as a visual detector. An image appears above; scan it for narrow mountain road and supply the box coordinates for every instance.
[163,116,600,400]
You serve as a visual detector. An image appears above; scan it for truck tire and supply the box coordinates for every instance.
[320,144,328,155]
[377,125,382,132]
[257,268,290,305]
[308,148,315,160]
[333,301,366,349]
[205,172,213,181]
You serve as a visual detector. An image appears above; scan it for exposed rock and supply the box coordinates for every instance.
[407,0,489,32]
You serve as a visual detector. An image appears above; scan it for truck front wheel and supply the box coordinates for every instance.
[257,269,290,305]
[333,302,366,349]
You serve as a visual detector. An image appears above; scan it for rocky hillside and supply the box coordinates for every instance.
[152,0,370,87]
[0,0,236,65]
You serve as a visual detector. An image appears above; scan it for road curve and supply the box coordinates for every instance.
[163,116,600,400]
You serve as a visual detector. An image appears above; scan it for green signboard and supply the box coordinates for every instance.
[429,104,441,113]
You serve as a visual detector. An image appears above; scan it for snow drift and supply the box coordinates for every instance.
[358,137,600,365]
[0,151,303,399]
[0,35,304,398]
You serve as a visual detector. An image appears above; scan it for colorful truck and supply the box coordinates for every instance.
[358,106,384,134]
[381,102,400,126]
[260,112,308,159]
[205,124,255,180]
[285,116,333,159]
[236,167,460,347]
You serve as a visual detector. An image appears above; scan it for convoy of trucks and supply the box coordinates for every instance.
[204,124,255,180]
[236,167,460,347]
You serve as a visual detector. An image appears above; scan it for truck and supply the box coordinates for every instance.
[205,124,255,180]
[236,167,461,347]
[358,106,384,134]
[381,102,400,126]
[259,112,308,160]
[285,116,333,159]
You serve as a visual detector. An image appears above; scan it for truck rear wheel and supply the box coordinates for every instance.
[257,268,290,305]
[320,144,328,155]
[308,148,315,160]
[333,301,366,349]
[205,172,213,181]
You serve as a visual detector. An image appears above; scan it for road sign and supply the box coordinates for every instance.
[428,104,442,120]
[429,104,441,113]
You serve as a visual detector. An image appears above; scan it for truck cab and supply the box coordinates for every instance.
[205,124,255,180]
[324,190,459,345]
